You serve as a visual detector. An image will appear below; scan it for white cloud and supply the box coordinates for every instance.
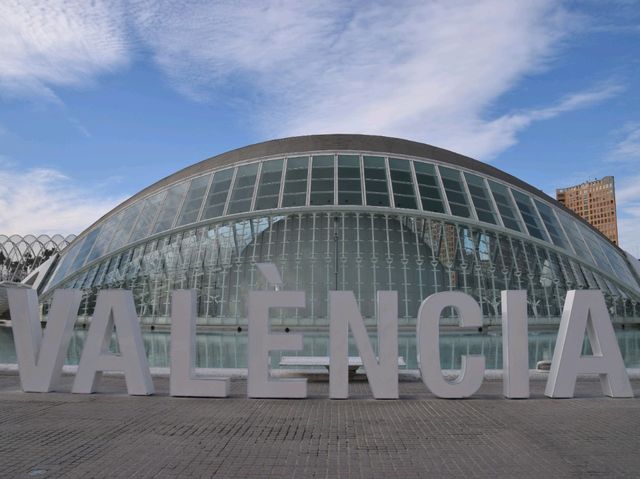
[0,0,130,100]
[616,176,640,256]
[0,1,621,161]
[0,166,126,236]
[2,1,625,237]
[609,123,640,163]
[599,124,640,254]
[131,0,612,160]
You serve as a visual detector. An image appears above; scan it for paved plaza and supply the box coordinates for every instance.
[0,372,639,478]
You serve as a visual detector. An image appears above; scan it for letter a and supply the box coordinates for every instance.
[73,290,153,395]
[545,290,632,398]
[8,288,82,392]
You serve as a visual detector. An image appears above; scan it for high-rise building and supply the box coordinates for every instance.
[556,176,619,245]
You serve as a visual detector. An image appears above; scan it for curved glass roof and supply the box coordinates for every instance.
[45,141,640,296]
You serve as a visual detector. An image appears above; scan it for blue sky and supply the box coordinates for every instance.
[0,0,639,255]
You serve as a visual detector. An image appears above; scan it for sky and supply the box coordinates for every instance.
[0,0,639,255]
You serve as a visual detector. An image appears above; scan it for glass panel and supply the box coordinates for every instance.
[202,168,234,219]
[48,239,84,286]
[255,159,284,210]
[533,200,569,249]
[69,227,101,272]
[577,222,616,278]
[600,239,639,291]
[414,162,445,213]
[129,191,165,243]
[560,212,593,259]
[337,154,362,205]
[176,174,212,226]
[438,166,471,218]
[91,258,110,287]
[464,173,497,224]
[389,158,417,209]
[488,181,523,232]
[282,156,309,207]
[227,164,259,214]
[108,202,144,253]
[309,155,335,205]
[152,182,189,234]
[86,211,124,263]
[511,189,548,241]
[363,155,389,207]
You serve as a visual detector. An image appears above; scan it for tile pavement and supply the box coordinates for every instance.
[0,372,639,478]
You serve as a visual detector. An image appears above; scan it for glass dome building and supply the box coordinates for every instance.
[39,135,640,327]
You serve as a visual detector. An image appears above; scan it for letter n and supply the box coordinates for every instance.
[329,291,398,399]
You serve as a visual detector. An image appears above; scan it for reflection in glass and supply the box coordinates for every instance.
[414,161,445,213]
[534,200,569,249]
[338,154,362,205]
[464,172,497,224]
[310,155,335,205]
[152,182,189,234]
[511,189,548,241]
[439,166,471,218]
[227,164,258,214]
[488,181,522,232]
[282,156,309,207]
[389,158,417,209]
[202,169,234,219]
[255,159,284,210]
[129,192,166,243]
[176,174,212,226]
[363,156,390,207]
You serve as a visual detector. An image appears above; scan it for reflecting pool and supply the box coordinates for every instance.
[1,327,640,370]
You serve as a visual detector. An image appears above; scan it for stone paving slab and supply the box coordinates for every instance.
[0,372,639,478]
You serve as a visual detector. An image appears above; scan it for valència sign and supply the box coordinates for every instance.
[6,263,634,400]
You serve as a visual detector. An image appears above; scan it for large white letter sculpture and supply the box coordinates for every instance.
[8,288,82,392]
[72,290,154,395]
[247,287,306,398]
[545,290,632,398]
[417,291,485,398]
[329,291,398,399]
[502,290,529,398]
[170,290,229,397]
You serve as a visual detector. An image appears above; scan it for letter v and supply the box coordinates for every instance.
[7,288,81,392]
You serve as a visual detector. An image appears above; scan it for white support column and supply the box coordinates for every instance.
[501,290,529,398]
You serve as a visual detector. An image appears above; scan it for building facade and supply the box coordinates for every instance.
[556,176,619,245]
[37,135,640,327]
[1,234,76,283]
